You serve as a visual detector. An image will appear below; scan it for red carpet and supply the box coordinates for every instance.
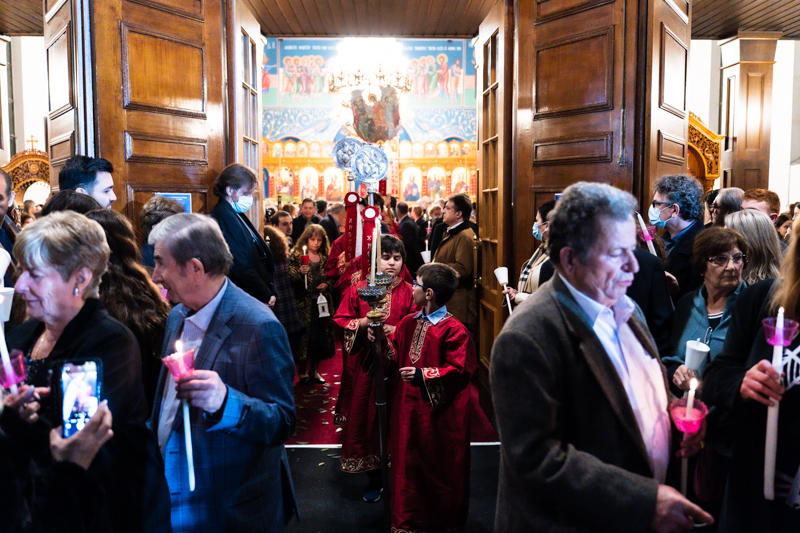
[288,348,499,445]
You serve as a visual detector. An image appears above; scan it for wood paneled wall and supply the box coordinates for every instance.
[512,0,692,280]
[45,0,227,224]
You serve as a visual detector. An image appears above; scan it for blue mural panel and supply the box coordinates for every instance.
[399,39,465,108]
[262,38,279,107]
[277,39,339,107]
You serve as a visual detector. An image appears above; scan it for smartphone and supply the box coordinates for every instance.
[53,359,103,438]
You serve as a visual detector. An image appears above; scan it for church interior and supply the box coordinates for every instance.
[1,0,800,530]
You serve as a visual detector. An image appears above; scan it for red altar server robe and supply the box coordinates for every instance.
[333,277,418,472]
[388,310,477,533]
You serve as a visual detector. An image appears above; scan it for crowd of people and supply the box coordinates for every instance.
[3,153,800,533]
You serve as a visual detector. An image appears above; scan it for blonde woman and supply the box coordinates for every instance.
[725,209,781,284]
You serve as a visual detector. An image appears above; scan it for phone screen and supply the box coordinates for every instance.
[60,361,101,438]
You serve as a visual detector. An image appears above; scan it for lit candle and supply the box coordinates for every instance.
[765,307,785,500]
[164,339,195,491]
[370,223,378,285]
[302,245,307,255]
[686,378,697,420]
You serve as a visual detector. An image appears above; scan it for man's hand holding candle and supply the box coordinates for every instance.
[176,370,228,415]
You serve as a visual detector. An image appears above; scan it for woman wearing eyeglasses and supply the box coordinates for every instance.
[662,226,748,514]
[663,227,748,393]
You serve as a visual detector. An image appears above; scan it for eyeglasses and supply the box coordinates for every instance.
[651,200,673,209]
[412,280,439,295]
[707,253,746,267]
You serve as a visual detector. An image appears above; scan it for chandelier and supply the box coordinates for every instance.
[328,38,411,95]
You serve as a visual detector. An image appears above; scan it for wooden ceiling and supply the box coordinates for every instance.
[1,0,800,39]
[0,0,42,36]
[693,0,800,40]
[244,0,495,38]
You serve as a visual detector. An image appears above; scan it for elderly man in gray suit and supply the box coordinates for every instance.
[491,182,712,533]
[149,213,297,532]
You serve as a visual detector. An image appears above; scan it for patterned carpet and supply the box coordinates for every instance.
[287,349,498,446]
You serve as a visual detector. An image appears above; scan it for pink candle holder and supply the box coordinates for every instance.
[301,255,310,266]
[636,226,657,242]
[669,397,708,434]
[163,348,195,379]
[762,317,800,347]
[0,349,26,389]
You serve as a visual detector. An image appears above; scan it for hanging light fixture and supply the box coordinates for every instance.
[328,38,411,96]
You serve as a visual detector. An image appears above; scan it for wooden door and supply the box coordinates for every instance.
[44,0,93,180]
[640,0,692,199]
[91,0,226,221]
[476,0,514,392]
[228,0,263,231]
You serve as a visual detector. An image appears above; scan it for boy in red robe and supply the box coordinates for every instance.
[373,263,477,533]
[333,235,419,502]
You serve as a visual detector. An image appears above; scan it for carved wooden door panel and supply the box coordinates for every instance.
[514,0,640,271]
[229,0,264,230]
[92,0,226,221]
[476,0,513,391]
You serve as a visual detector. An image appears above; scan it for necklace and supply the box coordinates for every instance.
[30,332,52,361]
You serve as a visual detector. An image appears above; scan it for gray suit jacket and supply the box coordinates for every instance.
[490,275,668,533]
[151,280,297,533]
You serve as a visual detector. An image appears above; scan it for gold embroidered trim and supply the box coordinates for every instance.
[344,319,359,353]
[409,320,433,364]
[350,269,362,287]
[340,454,380,473]
[422,368,440,380]
[333,413,347,426]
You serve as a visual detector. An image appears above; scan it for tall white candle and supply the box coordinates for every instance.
[685,378,697,420]
[765,307,785,500]
[370,223,378,285]
[636,212,657,257]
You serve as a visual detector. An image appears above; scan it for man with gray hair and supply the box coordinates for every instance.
[491,182,711,533]
[649,174,705,301]
[149,213,297,532]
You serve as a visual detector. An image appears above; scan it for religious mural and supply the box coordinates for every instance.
[262,37,477,203]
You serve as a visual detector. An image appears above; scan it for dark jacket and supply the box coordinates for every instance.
[663,220,704,303]
[211,199,275,304]
[318,213,340,247]
[398,215,423,276]
[290,213,321,244]
[491,275,667,532]
[702,279,800,532]
[6,299,171,533]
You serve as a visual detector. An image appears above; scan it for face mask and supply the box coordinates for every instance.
[532,222,543,241]
[648,204,668,229]
[232,195,254,213]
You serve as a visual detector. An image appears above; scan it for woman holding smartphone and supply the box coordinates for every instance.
[4,211,170,533]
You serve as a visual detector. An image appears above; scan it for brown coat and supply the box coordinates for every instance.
[491,275,669,532]
[432,223,476,325]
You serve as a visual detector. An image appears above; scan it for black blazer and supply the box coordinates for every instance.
[398,215,424,276]
[663,219,704,303]
[6,299,171,533]
[211,199,275,304]
[318,214,340,247]
[538,248,673,355]
[290,213,321,244]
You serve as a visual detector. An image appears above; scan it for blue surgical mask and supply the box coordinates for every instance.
[532,222,543,241]
[232,195,254,213]
[648,204,668,229]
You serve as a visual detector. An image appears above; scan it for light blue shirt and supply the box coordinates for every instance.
[414,304,449,325]
[158,279,228,452]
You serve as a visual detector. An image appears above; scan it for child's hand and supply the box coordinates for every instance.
[400,367,416,382]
